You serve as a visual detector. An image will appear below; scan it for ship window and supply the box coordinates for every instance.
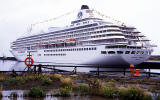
[117,51,123,54]
[141,51,144,54]
[136,51,141,54]
[91,48,94,50]
[108,51,115,54]
[131,51,135,54]
[125,51,130,54]
[101,51,106,54]
[89,48,92,50]
[103,30,107,32]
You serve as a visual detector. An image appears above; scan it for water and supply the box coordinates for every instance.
[0,60,97,72]
[1,90,112,100]
[0,60,160,73]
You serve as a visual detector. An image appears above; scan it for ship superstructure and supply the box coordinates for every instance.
[10,5,153,65]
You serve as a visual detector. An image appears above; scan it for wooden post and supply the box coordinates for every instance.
[34,65,36,74]
[74,66,77,74]
[149,68,150,78]
[38,64,42,74]
[123,67,126,76]
[97,65,100,77]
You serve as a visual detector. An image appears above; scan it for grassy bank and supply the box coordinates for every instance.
[0,73,159,99]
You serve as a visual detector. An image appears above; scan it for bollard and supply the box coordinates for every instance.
[135,69,141,77]
[130,64,134,76]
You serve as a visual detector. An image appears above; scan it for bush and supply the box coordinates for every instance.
[5,77,25,86]
[78,83,89,94]
[119,86,152,100]
[28,86,45,98]
[0,73,6,82]
[59,87,72,97]
[60,77,72,88]
[107,81,116,88]
[53,74,62,81]
[41,77,52,86]
[10,92,18,97]
[88,78,104,96]
[102,86,118,98]
[25,75,44,82]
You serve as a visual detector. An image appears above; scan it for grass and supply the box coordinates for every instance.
[119,86,152,100]
[88,78,105,96]
[5,76,25,86]
[0,73,7,82]
[59,86,72,97]
[102,86,118,98]
[78,83,89,94]
[41,77,52,86]
[60,77,72,88]
[52,74,62,81]
[0,73,156,99]
[28,86,45,98]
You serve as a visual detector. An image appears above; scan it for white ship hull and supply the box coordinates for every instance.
[11,45,151,66]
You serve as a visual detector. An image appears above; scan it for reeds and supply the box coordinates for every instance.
[28,86,45,98]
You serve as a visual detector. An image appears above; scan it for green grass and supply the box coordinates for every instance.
[28,86,45,98]
[41,77,52,86]
[5,77,25,86]
[119,86,152,100]
[59,86,72,97]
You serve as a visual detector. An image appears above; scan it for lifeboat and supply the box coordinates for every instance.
[65,38,76,43]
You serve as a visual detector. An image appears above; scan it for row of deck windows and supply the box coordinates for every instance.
[16,24,122,45]
[44,54,66,56]
[101,51,147,55]
[44,47,97,52]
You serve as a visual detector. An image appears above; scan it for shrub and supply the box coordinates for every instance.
[59,87,72,97]
[78,83,89,94]
[102,86,118,98]
[60,77,72,88]
[5,77,25,86]
[88,78,104,96]
[107,81,116,88]
[10,92,18,97]
[28,86,45,98]
[41,77,52,86]
[25,75,44,82]
[53,74,62,81]
[0,73,6,82]
[119,86,152,100]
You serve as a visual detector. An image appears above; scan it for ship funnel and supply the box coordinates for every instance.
[76,5,93,19]
[81,5,89,10]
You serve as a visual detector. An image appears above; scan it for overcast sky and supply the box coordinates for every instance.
[0,0,160,57]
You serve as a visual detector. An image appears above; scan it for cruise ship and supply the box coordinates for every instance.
[10,5,154,66]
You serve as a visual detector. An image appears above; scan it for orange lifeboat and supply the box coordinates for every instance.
[65,38,76,43]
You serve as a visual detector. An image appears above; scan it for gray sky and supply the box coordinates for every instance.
[0,0,160,56]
